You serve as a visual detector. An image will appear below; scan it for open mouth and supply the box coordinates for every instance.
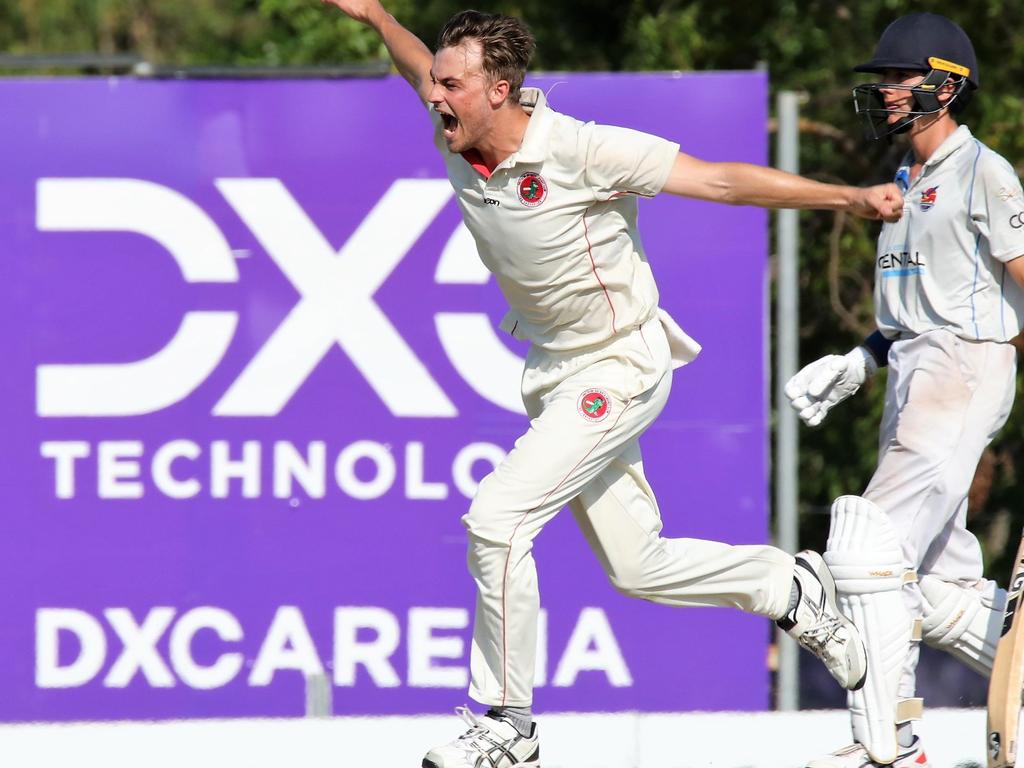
[439,111,459,137]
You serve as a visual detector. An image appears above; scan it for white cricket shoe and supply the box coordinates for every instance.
[805,738,930,767]
[422,707,541,768]
[777,550,868,691]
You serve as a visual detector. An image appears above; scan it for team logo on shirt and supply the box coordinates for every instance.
[578,389,611,422]
[919,186,939,211]
[517,172,548,207]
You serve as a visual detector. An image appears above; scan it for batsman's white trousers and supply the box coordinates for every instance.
[863,328,1016,701]
[463,314,794,708]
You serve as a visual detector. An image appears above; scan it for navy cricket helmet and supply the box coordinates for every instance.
[852,13,978,140]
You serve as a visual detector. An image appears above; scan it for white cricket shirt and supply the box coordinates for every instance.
[432,87,699,361]
[875,125,1024,342]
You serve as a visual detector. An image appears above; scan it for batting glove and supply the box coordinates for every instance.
[784,346,877,427]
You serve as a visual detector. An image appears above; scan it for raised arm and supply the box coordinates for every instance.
[662,152,904,222]
[321,0,434,102]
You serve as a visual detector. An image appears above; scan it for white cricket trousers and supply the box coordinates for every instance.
[864,328,1016,698]
[463,315,795,708]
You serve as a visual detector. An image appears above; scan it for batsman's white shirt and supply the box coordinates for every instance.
[847,126,1024,746]
[433,87,700,362]
[875,125,1024,341]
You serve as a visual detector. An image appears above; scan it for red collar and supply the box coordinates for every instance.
[460,149,493,179]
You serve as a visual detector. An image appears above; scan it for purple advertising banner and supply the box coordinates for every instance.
[0,72,769,722]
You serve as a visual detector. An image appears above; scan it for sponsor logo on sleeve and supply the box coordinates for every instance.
[1010,213,1024,229]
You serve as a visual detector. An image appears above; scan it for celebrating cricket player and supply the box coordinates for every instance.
[785,13,1024,768]
[319,3,905,766]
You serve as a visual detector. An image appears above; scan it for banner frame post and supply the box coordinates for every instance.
[775,89,801,713]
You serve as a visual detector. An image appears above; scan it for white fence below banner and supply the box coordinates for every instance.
[0,709,993,767]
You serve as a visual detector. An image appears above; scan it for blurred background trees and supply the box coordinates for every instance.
[4,0,1024,578]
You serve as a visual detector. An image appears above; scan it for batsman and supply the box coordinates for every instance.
[320,2,904,766]
[786,14,1024,768]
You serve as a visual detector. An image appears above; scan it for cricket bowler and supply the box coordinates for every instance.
[320,3,905,765]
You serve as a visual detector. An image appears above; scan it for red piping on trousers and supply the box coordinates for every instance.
[498,397,634,706]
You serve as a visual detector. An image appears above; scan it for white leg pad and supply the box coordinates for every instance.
[920,574,1005,678]
[824,496,917,765]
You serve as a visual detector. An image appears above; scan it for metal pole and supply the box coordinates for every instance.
[305,672,333,718]
[775,90,801,712]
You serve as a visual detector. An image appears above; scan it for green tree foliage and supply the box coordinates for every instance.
[4,0,1024,574]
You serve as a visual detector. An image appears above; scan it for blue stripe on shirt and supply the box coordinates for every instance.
[967,141,983,340]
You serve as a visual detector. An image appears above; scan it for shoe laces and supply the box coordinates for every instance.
[450,706,511,760]
[800,613,844,653]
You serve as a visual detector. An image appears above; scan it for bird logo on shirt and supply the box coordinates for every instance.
[920,186,939,211]
[517,172,548,207]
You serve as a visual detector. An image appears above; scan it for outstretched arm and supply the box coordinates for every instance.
[321,0,434,102]
[661,152,904,222]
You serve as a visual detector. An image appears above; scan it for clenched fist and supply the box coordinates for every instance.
[850,183,904,222]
